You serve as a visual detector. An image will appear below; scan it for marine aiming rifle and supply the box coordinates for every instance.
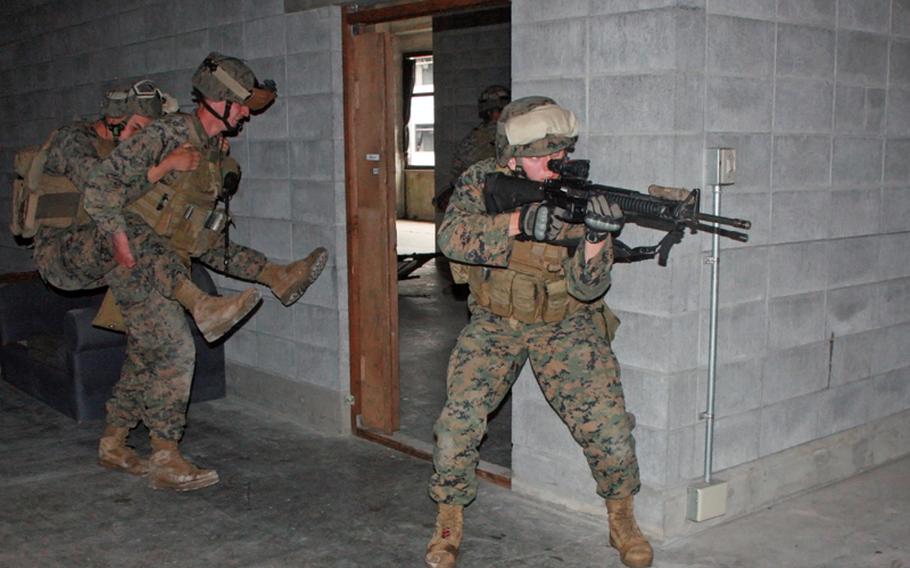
[483,159,751,266]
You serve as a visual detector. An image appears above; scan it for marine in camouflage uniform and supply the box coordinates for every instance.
[436,85,510,214]
[425,98,653,568]
[84,53,328,492]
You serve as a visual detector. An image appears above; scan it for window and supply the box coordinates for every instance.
[406,54,434,167]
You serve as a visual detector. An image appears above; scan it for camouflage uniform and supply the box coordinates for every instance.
[448,120,497,188]
[429,158,641,506]
[84,111,268,441]
[32,122,190,294]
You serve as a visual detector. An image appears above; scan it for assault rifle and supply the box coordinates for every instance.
[483,159,751,266]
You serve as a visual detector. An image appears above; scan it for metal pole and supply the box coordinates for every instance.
[702,172,723,484]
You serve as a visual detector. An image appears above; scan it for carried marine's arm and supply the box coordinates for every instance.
[483,159,751,266]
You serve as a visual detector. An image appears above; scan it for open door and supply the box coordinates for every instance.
[344,24,399,433]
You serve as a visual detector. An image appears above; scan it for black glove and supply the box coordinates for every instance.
[518,202,566,243]
[584,195,624,243]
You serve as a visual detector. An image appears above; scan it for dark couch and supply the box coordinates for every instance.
[0,263,225,422]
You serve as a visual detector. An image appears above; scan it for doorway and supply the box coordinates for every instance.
[343,0,512,480]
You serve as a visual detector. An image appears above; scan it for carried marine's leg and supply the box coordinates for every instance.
[200,242,328,306]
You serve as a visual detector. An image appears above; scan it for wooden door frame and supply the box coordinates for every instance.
[342,0,511,487]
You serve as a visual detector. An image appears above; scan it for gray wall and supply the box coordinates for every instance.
[510,0,910,538]
[0,0,350,434]
[433,18,511,202]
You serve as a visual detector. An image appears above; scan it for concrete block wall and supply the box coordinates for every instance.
[433,19,510,204]
[510,0,910,537]
[0,0,350,434]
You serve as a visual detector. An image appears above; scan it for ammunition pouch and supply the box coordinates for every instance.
[468,240,581,324]
[127,153,235,260]
[92,289,126,333]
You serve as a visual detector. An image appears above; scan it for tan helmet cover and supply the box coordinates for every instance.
[192,52,277,111]
[496,96,579,165]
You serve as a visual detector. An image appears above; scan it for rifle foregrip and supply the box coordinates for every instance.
[647,184,691,202]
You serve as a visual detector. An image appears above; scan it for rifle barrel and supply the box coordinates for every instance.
[695,223,749,242]
[697,212,751,230]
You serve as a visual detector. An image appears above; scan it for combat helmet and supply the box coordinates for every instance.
[126,79,166,119]
[192,52,277,112]
[478,85,510,120]
[101,86,130,119]
[495,96,578,166]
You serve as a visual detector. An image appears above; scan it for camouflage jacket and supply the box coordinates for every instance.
[43,121,109,188]
[83,112,216,235]
[437,158,614,302]
[448,120,496,188]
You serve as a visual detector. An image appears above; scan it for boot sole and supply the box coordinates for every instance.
[276,248,328,306]
[199,289,261,343]
[609,535,653,568]
[98,458,149,477]
[149,471,220,492]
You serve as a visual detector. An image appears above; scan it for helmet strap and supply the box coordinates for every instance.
[200,98,238,133]
[106,121,124,142]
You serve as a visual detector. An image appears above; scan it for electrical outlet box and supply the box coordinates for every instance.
[706,148,736,186]
[687,479,728,522]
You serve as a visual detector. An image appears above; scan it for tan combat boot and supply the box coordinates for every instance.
[98,425,148,476]
[174,279,261,343]
[257,247,328,306]
[148,436,220,492]
[425,503,463,568]
[606,497,653,568]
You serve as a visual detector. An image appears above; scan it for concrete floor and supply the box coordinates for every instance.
[2,379,908,568]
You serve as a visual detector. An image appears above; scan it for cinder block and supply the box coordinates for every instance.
[872,323,910,375]
[612,310,700,373]
[589,10,703,74]
[879,233,910,280]
[767,291,826,351]
[759,391,822,455]
[511,445,600,506]
[173,0,209,34]
[762,342,828,405]
[897,0,910,35]
[607,250,699,315]
[830,328,879,386]
[837,30,889,87]
[827,235,880,287]
[249,218,292,260]
[817,379,871,437]
[828,188,880,238]
[589,74,678,134]
[869,367,910,420]
[707,15,774,76]
[880,278,910,327]
[174,30,211,70]
[224,328,258,367]
[208,23,245,58]
[772,135,830,189]
[289,140,334,181]
[706,76,772,132]
[285,51,333,96]
[707,0,774,19]
[254,298,295,340]
[294,303,339,349]
[769,190,830,243]
[286,8,336,54]
[886,88,910,136]
[835,86,885,133]
[838,0,890,33]
[891,40,910,87]
[776,24,835,79]
[622,367,670,430]
[668,369,700,428]
[588,0,679,16]
[777,0,836,28]
[204,0,244,28]
[244,14,287,60]
[245,179,291,221]
[291,180,336,224]
[248,140,289,179]
[773,77,833,133]
[704,356,764,418]
[635,425,670,487]
[884,139,910,183]
[256,333,297,379]
[242,0,285,20]
[586,135,676,190]
[291,221,335,261]
[702,245,768,307]
[518,79,585,128]
[295,343,341,391]
[119,4,175,46]
[246,96,288,141]
[287,94,334,141]
[713,409,760,470]
[696,300,767,366]
[826,281,880,335]
[666,424,700,483]
[513,19,586,80]
[705,133,771,191]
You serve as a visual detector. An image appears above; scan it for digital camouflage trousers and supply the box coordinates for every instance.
[429,305,641,506]
[34,212,268,440]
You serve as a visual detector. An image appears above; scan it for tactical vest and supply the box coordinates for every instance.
[127,115,235,261]
[10,131,113,238]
